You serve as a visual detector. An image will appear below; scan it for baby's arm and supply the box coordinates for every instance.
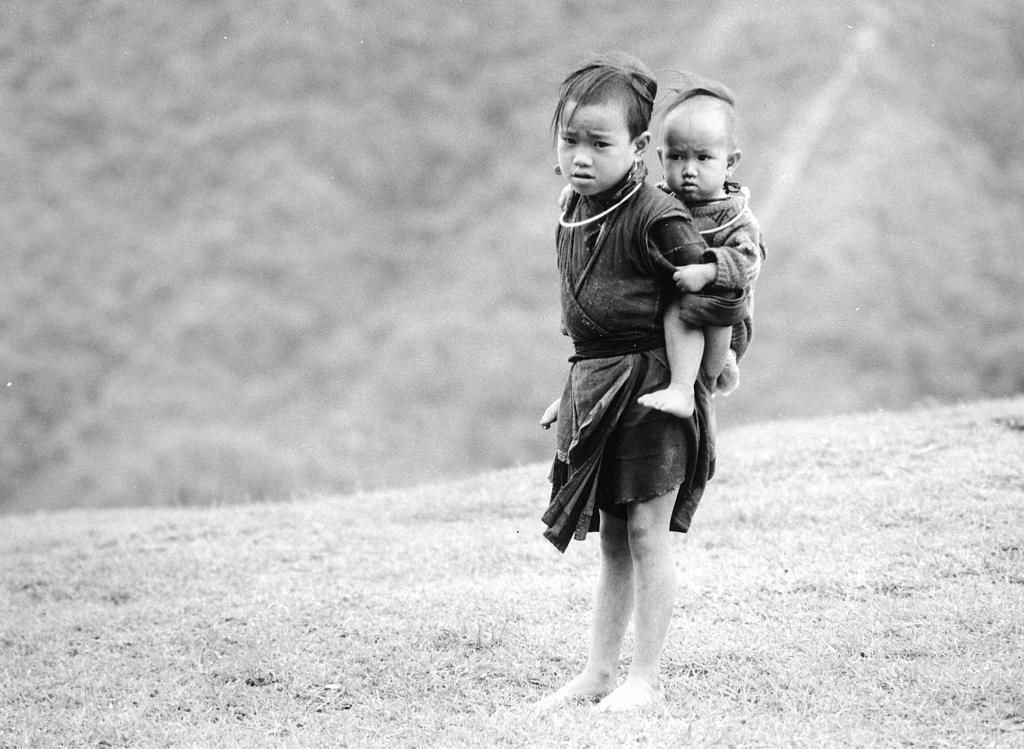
[667,224,762,297]
[703,223,764,290]
[660,222,761,295]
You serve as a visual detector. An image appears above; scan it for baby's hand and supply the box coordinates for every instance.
[558,185,573,211]
[673,263,716,292]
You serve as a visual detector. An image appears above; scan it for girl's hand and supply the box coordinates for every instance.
[672,263,716,292]
[540,398,561,429]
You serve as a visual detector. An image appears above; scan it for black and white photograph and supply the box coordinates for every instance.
[2,1,1022,746]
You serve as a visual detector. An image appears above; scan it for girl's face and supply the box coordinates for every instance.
[658,101,740,204]
[557,99,649,196]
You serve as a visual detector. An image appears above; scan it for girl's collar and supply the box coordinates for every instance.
[590,160,647,208]
[560,161,647,229]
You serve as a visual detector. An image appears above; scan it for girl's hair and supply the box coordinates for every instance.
[659,76,739,148]
[551,53,657,143]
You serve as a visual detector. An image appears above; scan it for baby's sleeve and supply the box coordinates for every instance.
[705,221,764,290]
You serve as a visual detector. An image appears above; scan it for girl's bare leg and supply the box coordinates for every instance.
[637,304,702,419]
[598,488,678,711]
[535,512,633,710]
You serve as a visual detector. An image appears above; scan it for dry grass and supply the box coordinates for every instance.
[2,397,1023,747]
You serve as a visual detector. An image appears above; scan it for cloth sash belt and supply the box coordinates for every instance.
[570,331,664,362]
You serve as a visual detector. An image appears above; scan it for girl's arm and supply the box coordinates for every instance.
[649,217,707,269]
[649,217,714,292]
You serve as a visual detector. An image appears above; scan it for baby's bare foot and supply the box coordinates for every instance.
[534,671,616,712]
[596,676,664,712]
[637,385,694,419]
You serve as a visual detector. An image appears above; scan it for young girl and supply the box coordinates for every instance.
[536,54,716,712]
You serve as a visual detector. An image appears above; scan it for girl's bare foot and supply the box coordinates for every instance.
[637,385,694,419]
[534,671,616,712]
[539,398,561,430]
[596,675,664,712]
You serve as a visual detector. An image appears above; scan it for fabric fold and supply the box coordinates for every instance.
[542,359,641,552]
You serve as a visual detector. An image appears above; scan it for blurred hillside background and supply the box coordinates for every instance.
[2,0,1022,513]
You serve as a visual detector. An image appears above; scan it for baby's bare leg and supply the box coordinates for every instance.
[700,325,732,382]
[637,303,701,418]
[535,513,632,711]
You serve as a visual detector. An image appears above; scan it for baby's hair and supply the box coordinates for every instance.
[551,52,657,144]
[659,76,739,148]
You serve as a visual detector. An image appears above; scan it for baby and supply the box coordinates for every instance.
[637,81,764,418]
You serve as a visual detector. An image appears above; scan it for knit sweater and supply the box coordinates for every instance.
[688,185,764,291]
[674,184,765,361]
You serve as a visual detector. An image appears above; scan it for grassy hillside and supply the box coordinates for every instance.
[2,0,1023,511]
[2,397,1023,746]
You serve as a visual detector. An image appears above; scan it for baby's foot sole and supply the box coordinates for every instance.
[637,388,695,419]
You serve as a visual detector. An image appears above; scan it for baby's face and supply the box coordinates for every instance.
[658,101,737,204]
[557,99,646,197]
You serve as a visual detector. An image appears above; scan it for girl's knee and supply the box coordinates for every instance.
[626,520,668,561]
[625,494,675,560]
[600,523,631,561]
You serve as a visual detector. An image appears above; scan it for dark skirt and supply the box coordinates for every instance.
[544,347,715,551]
